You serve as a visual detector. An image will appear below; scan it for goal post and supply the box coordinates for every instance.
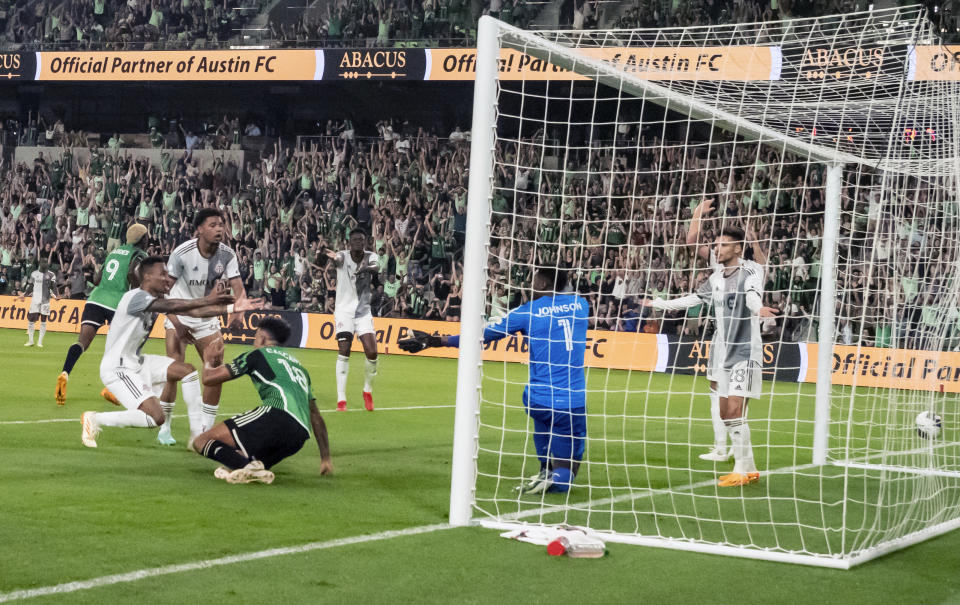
[452,8,960,567]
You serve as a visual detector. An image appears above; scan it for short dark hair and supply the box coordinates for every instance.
[720,226,745,244]
[536,267,567,292]
[139,256,167,277]
[259,317,291,345]
[194,208,223,230]
[350,228,367,239]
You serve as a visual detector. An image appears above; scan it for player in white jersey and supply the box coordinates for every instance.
[80,256,256,448]
[18,260,59,347]
[165,208,249,445]
[324,228,379,412]
[646,226,777,487]
[684,198,770,463]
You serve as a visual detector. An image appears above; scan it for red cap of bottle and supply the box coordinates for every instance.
[547,539,567,556]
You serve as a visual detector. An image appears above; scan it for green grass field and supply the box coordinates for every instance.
[2,328,960,604]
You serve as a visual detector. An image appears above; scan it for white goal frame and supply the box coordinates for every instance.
[449,12,960,568]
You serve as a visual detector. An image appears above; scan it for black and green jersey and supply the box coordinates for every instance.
[87,244,147,310]
[226,347,314,430]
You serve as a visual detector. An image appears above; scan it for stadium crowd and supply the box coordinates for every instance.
[1,0,929,50]
[1,110,947,349]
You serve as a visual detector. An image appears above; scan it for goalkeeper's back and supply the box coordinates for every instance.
[485,293,589,410]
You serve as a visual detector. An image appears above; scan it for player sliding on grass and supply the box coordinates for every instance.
[191,318,333,484]
[644,226,776,487]
[400,267,588,495]
[81,257,259,448]
[57,224,149,407]
[325,229,380,412]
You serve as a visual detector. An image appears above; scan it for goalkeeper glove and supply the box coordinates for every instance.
[398,330,443,353]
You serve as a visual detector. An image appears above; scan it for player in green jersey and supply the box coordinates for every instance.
[56,224,149,407]
[192,318,333,484]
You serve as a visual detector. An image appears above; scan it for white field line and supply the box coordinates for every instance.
[0,524,455,603]
[0,404,455,426]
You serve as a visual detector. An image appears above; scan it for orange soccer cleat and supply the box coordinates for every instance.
[362,391,374,412]
[718,472,760,487]
[101,388,121,407]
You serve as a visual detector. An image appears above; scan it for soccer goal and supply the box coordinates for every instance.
[450,7,960,568]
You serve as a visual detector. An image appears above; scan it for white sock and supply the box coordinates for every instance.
[709,389,726,452]
[26,322,35,343]
[363,358,378,393]
[182,371,203,435]
[94,409,157,428]
[201,403,218,431]
[160,401,175,428]
[336,355,350,402]
[726,419,757,475]
[38,323,47,345]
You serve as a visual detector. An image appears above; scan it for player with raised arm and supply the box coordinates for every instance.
[56,224,149,407]
[645,226,776,487]
[80,257,259,448]
[684,199,768,462]
[19,259,59,348]
[165,208,248,446]
[400,267,588,494]
[325,228,379,412]
[192,318,333,484]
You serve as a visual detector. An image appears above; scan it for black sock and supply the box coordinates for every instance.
[201,440,251,470]
[62,343,84,374]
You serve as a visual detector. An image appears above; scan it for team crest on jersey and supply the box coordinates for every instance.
[215,262,224,275]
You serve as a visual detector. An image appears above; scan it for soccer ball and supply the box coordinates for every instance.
[915,411,942,440]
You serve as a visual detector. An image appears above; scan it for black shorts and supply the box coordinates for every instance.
[224,406,309,469]
[27,312,47,322]
[81,302,115,328]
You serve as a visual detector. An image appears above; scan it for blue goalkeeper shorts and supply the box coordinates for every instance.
[524,398,587,463]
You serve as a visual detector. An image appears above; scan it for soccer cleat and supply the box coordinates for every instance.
[24,341,33,347]
[81,412,101,448]
[718,472,760,487]
[101,388,121,407]
[36,343,43,348]
[516,470,553,495]
[213,466,231,480]
[226,460,275,485]
[698,447,731,462]
[336,400,347,412]
[55,371,68,406]
[187,432,200,452]
[362,391,374,411]
[156,424,176,446]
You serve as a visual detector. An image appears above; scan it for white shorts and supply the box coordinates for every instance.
[29,301,50,316]
[335,312,374,338]
[713,360,762,400]
[164,314,222,340]
[101,354,174,410]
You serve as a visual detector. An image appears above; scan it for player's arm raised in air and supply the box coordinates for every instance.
[309,399,333,475]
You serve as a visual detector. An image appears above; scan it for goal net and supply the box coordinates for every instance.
[451,6,960,568]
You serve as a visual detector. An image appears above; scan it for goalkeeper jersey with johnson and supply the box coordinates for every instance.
[483,293,589,410]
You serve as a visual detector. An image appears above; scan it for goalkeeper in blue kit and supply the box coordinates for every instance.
[400,268,589,494]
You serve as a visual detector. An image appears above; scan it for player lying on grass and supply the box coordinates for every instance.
[191,318,333,485]
[644,226,776,487]
[81,257,260,448]
[57,223,149,407]
[399,267,588,495]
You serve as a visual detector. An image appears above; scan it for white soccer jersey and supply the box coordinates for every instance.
[695,259,765,370]
[28,270,56,304]
[100,288,159,377]
[167,239,240,301]
[335,250,379,318]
